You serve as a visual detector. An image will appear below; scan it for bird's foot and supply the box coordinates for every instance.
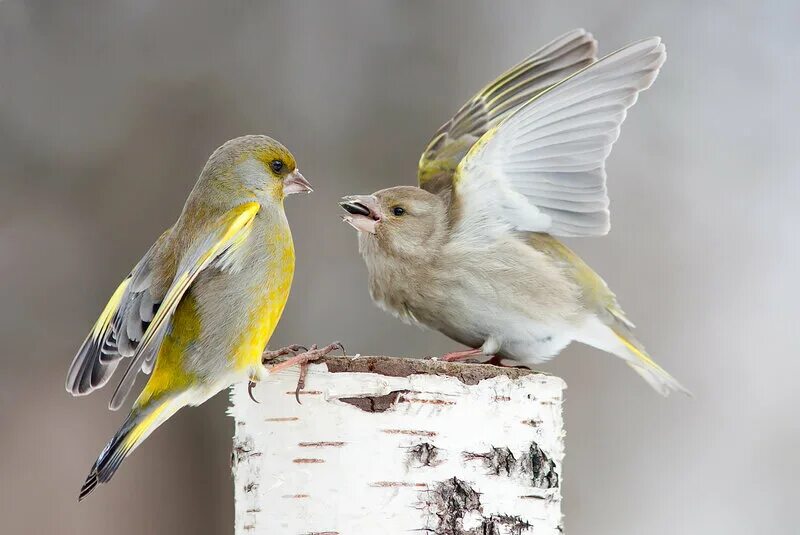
[261,344,309,365]
[265,341,346,404]
[439,348,483,362]
[248,345,309,403]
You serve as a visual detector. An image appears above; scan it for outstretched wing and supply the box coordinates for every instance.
[66,230,171,397]
[108,201,260,410]
[417,29,597,194]
[451,37,666,238]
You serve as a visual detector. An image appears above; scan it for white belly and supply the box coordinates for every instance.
[438,300,576,364]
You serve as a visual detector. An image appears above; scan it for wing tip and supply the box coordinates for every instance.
[540,28,598,60]
[630,36,667,69]
[65,340,98,396]
[108,391,127,411]
[65,338,119,397]
[561,27,595,43]
[78,466,99,502]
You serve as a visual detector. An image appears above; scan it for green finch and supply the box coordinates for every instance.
[340,30,688,395]
[67,135,321,500]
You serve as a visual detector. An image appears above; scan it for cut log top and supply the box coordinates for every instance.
[302,355,551,384]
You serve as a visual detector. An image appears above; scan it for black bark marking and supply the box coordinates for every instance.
[479,515,533,535]
[338,390,409,412]
[409,442,442,467]
[521,442,559,489]
[463,447,516,476]
[419,477,536,534]
[462,442,558,489]
[421,477,482,534]
[231,436,261,471]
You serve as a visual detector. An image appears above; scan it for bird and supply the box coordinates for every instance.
[66,135,328,500]
[340,29,689,396]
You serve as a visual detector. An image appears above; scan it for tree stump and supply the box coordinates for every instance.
[229,356,565,534]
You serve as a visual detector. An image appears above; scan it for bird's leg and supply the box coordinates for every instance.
[264,341,345,404]
[439,348,484,362]
[248,345,309,403]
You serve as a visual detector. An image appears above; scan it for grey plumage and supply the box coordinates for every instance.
[342,32,688,395]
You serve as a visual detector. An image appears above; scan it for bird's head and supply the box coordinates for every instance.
[201,135,312,205]
[340,186,447,259]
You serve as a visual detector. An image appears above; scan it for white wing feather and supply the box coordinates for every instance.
[454,37,667,238]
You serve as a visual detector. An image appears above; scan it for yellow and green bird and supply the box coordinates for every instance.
[66,135,314,500]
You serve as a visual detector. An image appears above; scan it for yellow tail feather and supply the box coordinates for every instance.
[612,329,691,397]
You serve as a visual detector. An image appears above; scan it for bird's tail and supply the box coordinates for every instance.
[79,395,184,501]
[609,322,691,397]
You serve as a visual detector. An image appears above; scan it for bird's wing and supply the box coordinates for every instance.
[527,232,632,326]
[107,201,260,410]
[451,37,666,238]
[417,29,597,194]
[66,229,172,398]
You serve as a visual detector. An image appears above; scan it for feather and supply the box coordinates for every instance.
[418,29,597,192]
[65,231,172,397]
[453,37,666,237]
[79,395,185,500]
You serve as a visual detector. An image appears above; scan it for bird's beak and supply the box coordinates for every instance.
[283,169,313,195]
[339,195,381,234]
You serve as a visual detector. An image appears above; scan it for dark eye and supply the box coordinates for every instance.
[270,160,284,174]
[392,206,405,216]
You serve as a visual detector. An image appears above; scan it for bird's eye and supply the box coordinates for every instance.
[392,206,405,216]
[270,160,284,174]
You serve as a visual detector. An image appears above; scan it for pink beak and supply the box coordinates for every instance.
[283,169,313,195]
[340,195,381,234]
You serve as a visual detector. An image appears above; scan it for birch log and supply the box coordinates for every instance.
[229,356,566,535]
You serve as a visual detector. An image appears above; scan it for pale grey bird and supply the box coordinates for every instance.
[340,30,688,395]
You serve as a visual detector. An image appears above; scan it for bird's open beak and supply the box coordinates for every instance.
[283,169,313,195]
[340,195,381,234]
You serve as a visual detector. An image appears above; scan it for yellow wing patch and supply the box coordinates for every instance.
[92,279,130,340]
[65,277,131,394]
[135,293,202,408]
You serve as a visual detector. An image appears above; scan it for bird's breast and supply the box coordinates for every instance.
[236,224,294,368]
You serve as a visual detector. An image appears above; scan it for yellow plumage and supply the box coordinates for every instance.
[231,228,295,373]
[135,293,200,408]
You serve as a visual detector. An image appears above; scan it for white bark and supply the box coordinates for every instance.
[229,356,566,534]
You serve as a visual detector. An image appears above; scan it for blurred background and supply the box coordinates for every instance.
[1,1,797,534]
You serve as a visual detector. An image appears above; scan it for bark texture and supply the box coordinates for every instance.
[230,356,565,534]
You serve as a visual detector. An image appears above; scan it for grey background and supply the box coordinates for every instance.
[1,1,797,534]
